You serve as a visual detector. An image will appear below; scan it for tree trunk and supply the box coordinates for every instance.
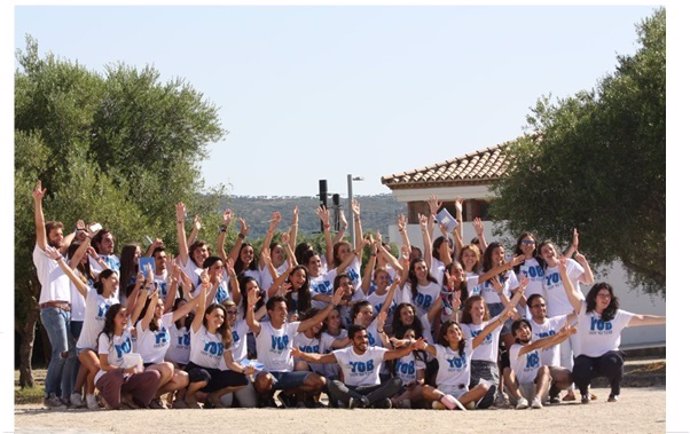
[17,279,40,388]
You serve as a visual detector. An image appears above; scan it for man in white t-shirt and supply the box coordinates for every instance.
[31,181,77,408]
[90,228,121,274]
[246,286,345,408]
[292,324,426,409]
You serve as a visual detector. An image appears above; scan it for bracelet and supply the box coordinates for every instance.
[238,233,245,239]
[177,220,184,224]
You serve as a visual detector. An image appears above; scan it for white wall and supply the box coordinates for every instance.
[387,221,665,349]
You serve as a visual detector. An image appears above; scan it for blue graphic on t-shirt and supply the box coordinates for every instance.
[526,352,540,368]
[203,341,224,356]
[446,353,467,370]
[271,335,289,351]
[114,337,132,358]
[396,359,415,376]
[311,280,332,295]
[590,317,613,331]
[349,359,375,373]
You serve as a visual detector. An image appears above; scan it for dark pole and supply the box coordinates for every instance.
[319,179,328,232]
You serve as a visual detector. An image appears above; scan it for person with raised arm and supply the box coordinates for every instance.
[513,232,546,316]
[563,260,665,403]
[135,285,201,408]
[330,200,364,291]
[31,181,77,409]
[227,217,262,285]
[246,285,345,408]
[183,271,253,408]
[471,217,488,253]
[507,319,577,409]
[257,212,290,291]
[538,238,594,401]
[175,202,210,284]
[94,303,161,409]
[419,305,515,411]
[292,323,426,409]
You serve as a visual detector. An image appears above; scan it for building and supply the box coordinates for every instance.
[381,141,665,349]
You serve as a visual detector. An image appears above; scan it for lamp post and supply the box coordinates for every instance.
[347,174,364,239]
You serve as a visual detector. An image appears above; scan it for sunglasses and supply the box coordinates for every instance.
[521,240,536,245]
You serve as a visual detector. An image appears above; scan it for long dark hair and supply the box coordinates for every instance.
[332,241,351,268]
[98,303,124,345]
[203,303,232,348]
[350,300,373,325]
[137,296,162,332]
[482,242,506,277]
[173,298,194,330]
[408,258,438,301]
[234,242,258,274]
[119,244,140,296]
[289,265,311,315]
[94,269,117,296]
[438,320,465,356]
[461,295,489,324]
[392,303,424,339]
[299,308,323,339]
[586,282,619,322]
[513,232,545,274]
[443,262,468,304]
[67,242,95,285]
[239,276,264,318]
[432,236,454,261]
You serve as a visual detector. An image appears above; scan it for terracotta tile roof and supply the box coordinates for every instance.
[381,141,512,189]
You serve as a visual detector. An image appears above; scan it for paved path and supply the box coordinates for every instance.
[15,386,668,434]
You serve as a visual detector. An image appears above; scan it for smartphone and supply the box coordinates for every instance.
[88,223,102,233]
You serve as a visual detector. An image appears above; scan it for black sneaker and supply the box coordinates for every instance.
[372,398,393,409]
[277,391,295,408]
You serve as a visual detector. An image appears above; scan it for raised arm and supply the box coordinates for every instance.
[297,287,345,333]
[383,338,426,361]
[518,325,577,356]
[418,214,433,270]
[560,257,583,314]
[32,180,48,251]
[67,235,92,270]
[316,206,334,268]
[452,198,465,257]
[163,265,181,313]
[288,206,299,253]
[471,307,513,349]
[290,347,337,364]
[375,236,403,273]
[352,199,364,254]
[574,252,594,285]
[379,277,402,320]
[187,214,202,247]
[361,242,378,294]
[216,209,234,262]
[397,214,412,254]
[376,311,392,349]
[563,228,579,259]
[226,258,241,304]
[46,246,88,297]
[334,209,348,244]
[130,272,154,325]
[175,202,190,266]
[245,286,261,335]
[478,255,525,284]
[171,284,203,323]
[426,195,442,236]
[259,212,281,268]
[190,270,210,333]
[139,289,159,331]
[472,217,488,253]
[280,232,298,269]
[144,237,164,258]
[228,218,250,264]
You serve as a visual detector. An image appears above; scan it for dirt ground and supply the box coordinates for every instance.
[14,386,668,434]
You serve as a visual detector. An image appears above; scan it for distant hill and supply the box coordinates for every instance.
[218,194,405,238]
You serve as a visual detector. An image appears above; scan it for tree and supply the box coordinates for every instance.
[490,8,665,296]
[15,36,226,386]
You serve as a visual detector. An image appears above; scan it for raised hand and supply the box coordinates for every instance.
[574,251,587,263]
[32,180,46,202]
[558,256,568,273]
[339,209,348,230]
[510,254,526,267]
[222,209,234,225]
[451,290,462,311]
[268,211,282,231]
[571,228,580,251]
[280,232,290,245]
[376,310,388,330]
[455,197,464,212]
[332,286,346,306]
[427,194,442,216]
[226,257,236,277]
[193,215,202,231]
[352,199,361,217]
[316,205,330,225]
[239,218,250,237]
[472,217,484,235]
[489,276,503,293]
[292,206,299,225]
[44,245,62,260]
[418,213,428,227]
[247,286,259,308]
[397,214,407,232]
[175,202,186,223]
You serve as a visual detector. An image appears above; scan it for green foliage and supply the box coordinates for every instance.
[14,35,226,338]
[491,9,665,295]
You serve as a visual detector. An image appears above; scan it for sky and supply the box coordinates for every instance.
[3,1,689,432]
[11,4,660,199]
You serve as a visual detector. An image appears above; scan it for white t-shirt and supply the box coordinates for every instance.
[543,259,585,317]
[529,315,568,367]
[399,281,442,315]
[154,269,172,300]
[95,327,134,383]
[229,319,250,363]
[239,268,263,290]
[333,346,388,387]
[518,258,545,299]
[76,289,119,350]
[136,313,173,364]
[181,259,203,285]
[69,282,87,322]
[466,274,482,298]
[260,261,289,292]
[367,291,396,321]
[255,321,301,372]
[509,343,543,384]
[430,257,446,289]
[433,343,474,389]
[394,352,426,386]
[165,323,190,365]
[340,257,362,292]
[89,254,121,275]
[189,325,227,369]
[479,270,519,305]
[572,309,634,358]
[460,320,501,362]
[33,245,71,305]
[310,269,337,310]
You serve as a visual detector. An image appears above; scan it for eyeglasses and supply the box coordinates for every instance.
[521,240,536,245]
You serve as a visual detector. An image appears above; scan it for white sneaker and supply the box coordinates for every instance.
[515,397,529,410]
[531,398,543,409]
[86,394,99,410]
[70,392,85,408]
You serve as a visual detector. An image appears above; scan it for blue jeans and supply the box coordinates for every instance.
[68,321,83,395]
[40,307,76,399]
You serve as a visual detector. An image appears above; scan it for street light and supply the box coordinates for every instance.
[347,174,364,239]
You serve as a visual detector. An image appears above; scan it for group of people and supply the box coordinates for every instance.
[32,181,665,411]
